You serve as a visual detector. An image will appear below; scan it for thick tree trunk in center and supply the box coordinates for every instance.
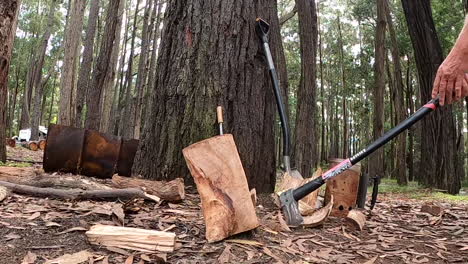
[402,0,461,194]
[132,0,278,193]
[294,0,318,177]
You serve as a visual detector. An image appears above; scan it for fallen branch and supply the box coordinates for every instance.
[0,180,160,202]
[112,175,184,202]
[86,224,175,253]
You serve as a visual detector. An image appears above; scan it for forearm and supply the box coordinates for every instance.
[449,16,468,57]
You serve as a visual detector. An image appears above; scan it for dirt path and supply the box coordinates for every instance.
[0,185,467,263]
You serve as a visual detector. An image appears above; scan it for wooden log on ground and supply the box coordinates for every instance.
[5,138,15,148]
[86,224,175,253]
[182,134,259,242]
[324,159,361,217]
[0,186,9,202]
[112,175,184,202]
[21,141,39,151]
[346,209,366,231]
[38,139,46,150]
[0,180,160,202]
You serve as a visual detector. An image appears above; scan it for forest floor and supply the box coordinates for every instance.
[0,147,467,264]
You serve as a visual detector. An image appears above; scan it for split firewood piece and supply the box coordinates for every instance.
[299,200,316,216]
[0,186,9,202]
[277,170,304,194]
[86,224,176,253]
[345,209,366,231]
[250,188,257,206]
[301,195,334,228]
[421,204,444,216]
[38,139,46,150]
[182,134,259,242]
[5,138,15,148]
[301,168,322,208]
[112,175,184,202]
[0,180,160,202]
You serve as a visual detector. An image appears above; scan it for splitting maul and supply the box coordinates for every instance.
[255,17,441,226]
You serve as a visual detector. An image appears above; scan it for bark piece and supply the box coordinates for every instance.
[302,195,333,228]
[421,204,444,216]
[0,185,9,202]
[346,209,366,231]
[0,180,160,202]
[112,175,184,202]
[6,138,15,147]
[324,159,361,217]
[86,224,175,253]
[182,134,259,242]
[278,168,322,213]
[250,188,257,206]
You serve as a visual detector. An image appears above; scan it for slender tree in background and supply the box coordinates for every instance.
[294,0,318,177]
[385,0,407,185]
[85,0,123,130]
[132,0,280,192]
[369,0,386,184]
[402,0,461,194]
[75,0,100,128]
[337,15,348,158]
[58,0,86,126]
[0,0,21,162]
[30,0,57,141]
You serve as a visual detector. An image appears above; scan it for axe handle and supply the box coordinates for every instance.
[292,97,439,202]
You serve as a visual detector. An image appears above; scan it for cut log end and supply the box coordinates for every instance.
[38,140,46,150]
[5,138,15,148]
[345,209,366,231]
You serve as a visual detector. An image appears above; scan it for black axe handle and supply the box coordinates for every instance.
[292,97,440,201]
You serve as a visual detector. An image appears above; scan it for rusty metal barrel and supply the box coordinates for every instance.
[43,124,139,178]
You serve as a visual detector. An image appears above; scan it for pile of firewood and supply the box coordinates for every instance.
[19,139,46,151]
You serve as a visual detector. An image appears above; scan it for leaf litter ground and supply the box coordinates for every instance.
[0,153,467,263]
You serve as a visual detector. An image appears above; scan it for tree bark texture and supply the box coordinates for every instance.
[58,0,86,126]
[294,0,318,177]
[30,0,57,141]
[100,0,125,133]
[385,1,407,185]
[337,16,348,158]
[0,0,20,162]
[85,0,123,131]
[132,0,278,193]
[369,0,386,184]
[75,0,100,128]
[402,0,461,194]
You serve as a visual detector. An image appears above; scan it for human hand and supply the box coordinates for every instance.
[432,53,468,106]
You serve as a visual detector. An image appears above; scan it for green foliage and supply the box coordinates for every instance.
[0,161,33,168]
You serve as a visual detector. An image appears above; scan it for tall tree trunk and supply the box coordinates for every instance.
[58,0,86,126]
[318,1,326,163]
[402,0,461,194]
[369,0,386,185]
[386,0,407,184]
[75,0,100,128]
[337,16,348,158]
[132,0,278,193]
[405,62,415,181]
[47,73,57,127]
[85,0,123,130]
[20,52,34,130]
[30,0,57,141]
[100,0,125,133]
[132,0,154,138]
[294,0,318,177]
[0,0,21,162]
[120,0,141,138]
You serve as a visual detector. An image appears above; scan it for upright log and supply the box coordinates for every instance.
[182,134,259,242]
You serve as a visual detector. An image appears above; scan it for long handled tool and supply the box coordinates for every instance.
[255,17,441,226]
[255,18,303,184]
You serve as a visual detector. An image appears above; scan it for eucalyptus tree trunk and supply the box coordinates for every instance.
[100,0,125,133]
[402,0,461,194]
[369,0,386,185]
[85,0,123,130]
[0,0,21,162]
[405,63,415,181]
[75,0,100,128]
[30,0,57,141]
[119,0,141,138]
[294,0,318,177]
[132,0,154,138]
[317,2,326,163]
[58,0,86,126]
[20,52,34,130]
[132,0,279,192]
[337,16,348,158]
[386,0,407,184]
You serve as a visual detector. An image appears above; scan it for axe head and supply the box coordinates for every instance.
[279,189,303,226]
